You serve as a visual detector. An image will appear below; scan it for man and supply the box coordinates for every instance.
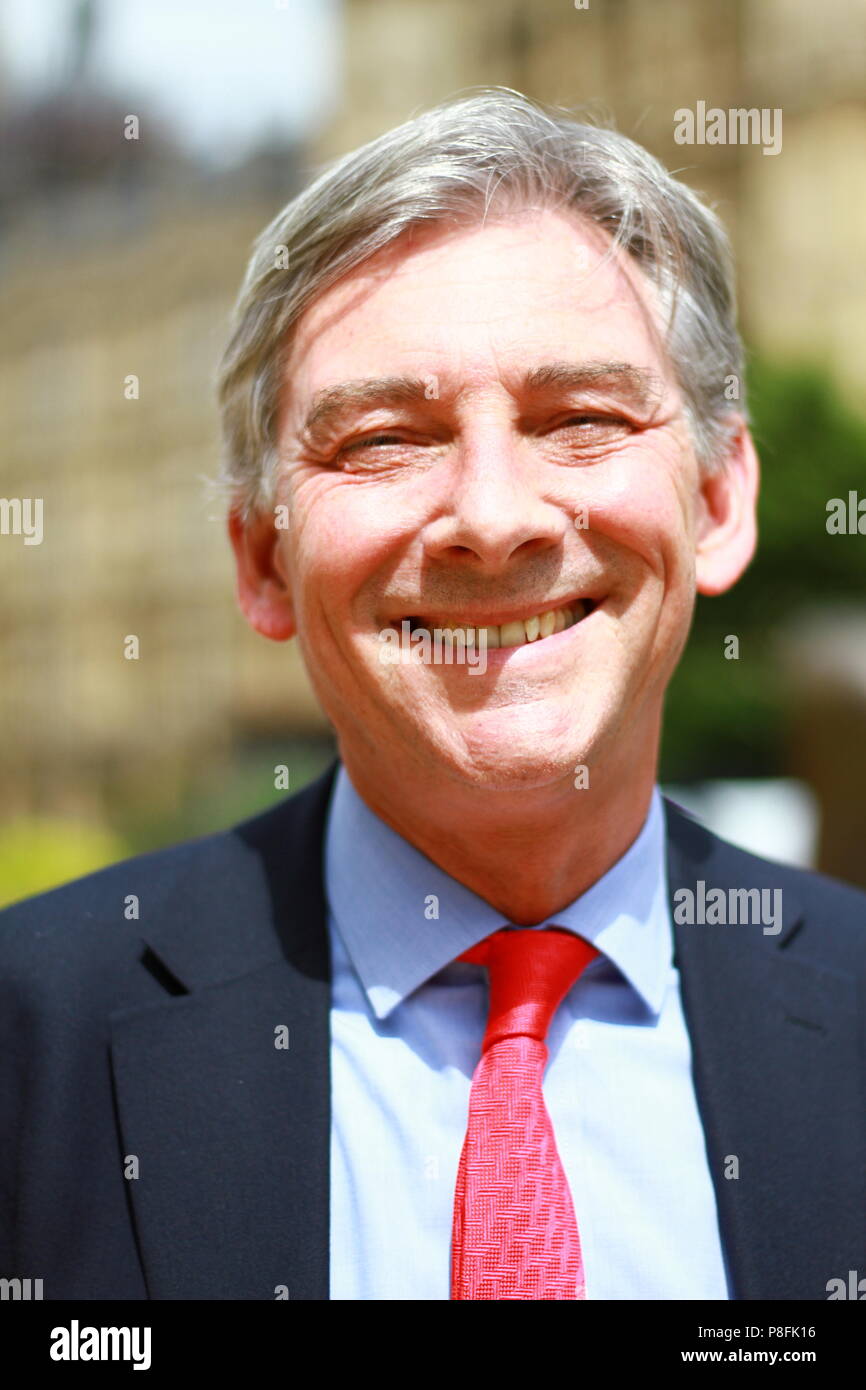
[1,89,863,1302]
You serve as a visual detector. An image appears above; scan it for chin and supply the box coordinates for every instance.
[430,704,605,793]
[441,746,590,794]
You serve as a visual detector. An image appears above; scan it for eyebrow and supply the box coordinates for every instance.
[297,360,663,447]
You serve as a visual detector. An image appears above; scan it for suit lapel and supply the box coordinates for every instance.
[110,763,338,1300]
[665,798,864,1300]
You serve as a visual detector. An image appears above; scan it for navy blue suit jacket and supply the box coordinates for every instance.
[1,761,864,1299]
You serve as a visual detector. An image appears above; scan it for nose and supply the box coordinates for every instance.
[421,422,569,571]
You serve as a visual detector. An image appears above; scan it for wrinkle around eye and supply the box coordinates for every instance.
[537,416,636,458]
[330,432,447,473]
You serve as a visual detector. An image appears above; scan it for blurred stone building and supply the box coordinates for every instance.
[0,190,328,830]
[0,17,329,839]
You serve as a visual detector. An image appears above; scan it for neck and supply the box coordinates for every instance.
[340,727,660,925]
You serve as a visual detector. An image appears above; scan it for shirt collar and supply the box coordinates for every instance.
[324,763,671,1021]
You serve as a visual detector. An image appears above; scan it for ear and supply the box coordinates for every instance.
[228,506,296,641]
[694,418,760,597]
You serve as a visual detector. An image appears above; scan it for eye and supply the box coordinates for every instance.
[555,413,630,432]
[542,413,636,454]
[341,431,406,453]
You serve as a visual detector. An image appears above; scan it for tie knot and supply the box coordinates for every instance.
[459,927,599,1051]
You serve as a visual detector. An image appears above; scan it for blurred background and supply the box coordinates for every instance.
[1,0,864,906]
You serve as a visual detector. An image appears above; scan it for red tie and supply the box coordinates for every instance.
[450,927,599,1300]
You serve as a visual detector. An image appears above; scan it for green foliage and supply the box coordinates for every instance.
[0,818,130,909]
[661,357,866,781]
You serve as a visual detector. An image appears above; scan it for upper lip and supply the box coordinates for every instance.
[391,593,602,628]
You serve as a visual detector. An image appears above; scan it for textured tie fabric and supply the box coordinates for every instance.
[450,927,600,1301]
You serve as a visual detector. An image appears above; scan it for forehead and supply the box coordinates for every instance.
[282,208,675,411]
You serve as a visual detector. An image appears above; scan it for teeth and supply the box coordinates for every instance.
[500,620,525,647]
[410,603,591,650]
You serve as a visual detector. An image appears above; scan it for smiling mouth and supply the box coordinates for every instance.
[403,599,598,650]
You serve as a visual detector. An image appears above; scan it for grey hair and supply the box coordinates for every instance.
[216,86,746,519]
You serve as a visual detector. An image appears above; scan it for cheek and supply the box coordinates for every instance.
[285,477,415,615]
[583,453,695,587]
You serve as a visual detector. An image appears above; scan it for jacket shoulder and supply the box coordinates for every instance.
[0,763,337,990]
[663,795,866,966]
[0,828,235,1019]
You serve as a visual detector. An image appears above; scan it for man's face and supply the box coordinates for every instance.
[241,209,752,793]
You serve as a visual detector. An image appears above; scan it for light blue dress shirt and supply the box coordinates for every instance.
[325,765,730,1300]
